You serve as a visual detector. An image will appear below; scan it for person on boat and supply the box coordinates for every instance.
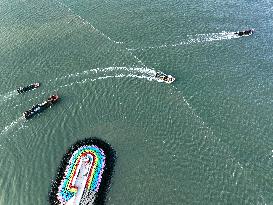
[244,30,252,35]
[235,29,253,36]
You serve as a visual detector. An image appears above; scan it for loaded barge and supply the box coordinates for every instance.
[23,95,59,119]
[49,138,115,205]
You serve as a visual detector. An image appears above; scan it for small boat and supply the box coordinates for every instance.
[23,95,59,119]
[155,72,175,84]
[17,83,40,93]
[234,29,254,36]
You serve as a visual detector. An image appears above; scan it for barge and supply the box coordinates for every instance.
[23,95,59,119]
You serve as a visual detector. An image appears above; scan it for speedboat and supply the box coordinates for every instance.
[155,72,175,84]
[234,29,254,36]
[23,95,59,119]
[17,83,40,93]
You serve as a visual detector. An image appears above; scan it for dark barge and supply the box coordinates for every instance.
[23,95,59,119]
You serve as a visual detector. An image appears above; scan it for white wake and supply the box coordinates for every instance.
[0,116,25,136]
[127,31,241,51]
[0,90,17,105]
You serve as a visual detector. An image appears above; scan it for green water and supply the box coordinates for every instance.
[1,0,273,204]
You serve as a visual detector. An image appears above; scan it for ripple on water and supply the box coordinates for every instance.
[2,0,273,204]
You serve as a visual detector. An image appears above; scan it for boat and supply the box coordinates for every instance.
[23,95,59,119]
[49,138,116,205]
[155,72,175,84]
[17,83,40,93]
[234,29,254,36]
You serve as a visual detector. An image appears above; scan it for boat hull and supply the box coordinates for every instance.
[23,95,59,119]
[17,83,40,94]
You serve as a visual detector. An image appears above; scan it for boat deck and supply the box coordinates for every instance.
[67,155,94,205]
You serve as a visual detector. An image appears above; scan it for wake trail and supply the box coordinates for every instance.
[9,67,157,109]
[55,1,156,75]
[127,32,241,51]
[50,1,215,142]
[48,66,157,82]
[58,73,156,89]
[170,85,216,145]
[1,72,155,138]
[0,90,17,105]
[0,116,25,137]
[56,0,124,45]
[56,68,217,144]
[52,65,172,90]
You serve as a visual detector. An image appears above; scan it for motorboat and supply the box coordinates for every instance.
[234,29,254,36]
[155,72,175,84]
[23,95,59,119]
[17,83,40,93]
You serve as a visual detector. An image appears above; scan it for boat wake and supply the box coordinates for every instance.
[127,31,241,51]
[53,0,163,81]
[50,66,157,84]
[0,116,25,137]
[54,66,166,89]
[0,67,164,138]
[4,67,160,110]
[59,74,152,89]
[56,0,124,45]
[0,90,17,105]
